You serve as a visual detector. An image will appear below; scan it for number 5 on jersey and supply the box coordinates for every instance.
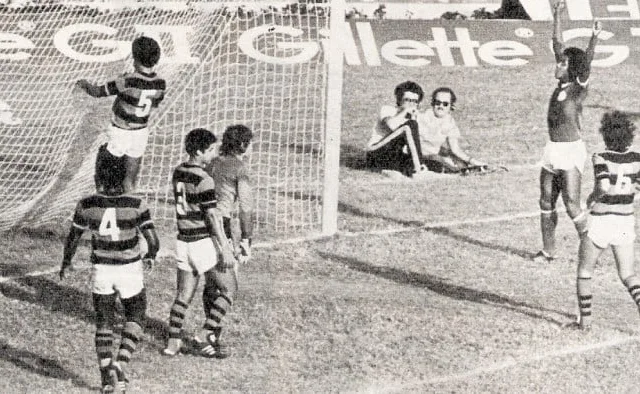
[614,164,633,194]
[135,90,157,117]
[99,208,120,240]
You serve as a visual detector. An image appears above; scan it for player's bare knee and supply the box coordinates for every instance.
[565,201,583,219]
[539,199,555,212]
[121,289,147,327]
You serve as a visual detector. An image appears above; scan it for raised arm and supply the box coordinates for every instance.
[585,20,602,65]
[552,1,566,62]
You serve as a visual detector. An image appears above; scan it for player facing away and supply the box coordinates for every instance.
[535,1,601,262]
[565,111,640,330]
[76,35,166,193]
[163,128,237,359]
[59,151,160,393]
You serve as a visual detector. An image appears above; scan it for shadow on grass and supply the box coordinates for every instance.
[0,275,169,348]
[321,251,572,326]
[427,226,534,260]
[0,341,95,390]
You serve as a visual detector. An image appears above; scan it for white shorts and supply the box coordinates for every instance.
[106,125,149,158]
[540,140,587,174]
[176,238,219,275]
[92,260,144,299]
[588,214,636,249]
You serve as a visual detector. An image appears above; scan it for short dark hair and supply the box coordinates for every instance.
[431,87,457,110]
[394,81,424,106]
[220,124,254,156]
[132,36,161,68]
[599,111,636,153]
[563,47,589,82]
[185,128,217,156]
[95,144,127,194]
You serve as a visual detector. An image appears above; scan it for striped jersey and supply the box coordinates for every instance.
[72,194,154,265]
[172,163,218,242]
[101,70,166,130]
[207,155,254,219]
[591,150,640,216]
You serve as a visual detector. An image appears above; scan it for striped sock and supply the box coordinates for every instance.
[115,322,141,370]
[623,274,640,311]
[203,294,233,338]
[577,276,593,327]
[168,299,189,340]
[95,328,113,369]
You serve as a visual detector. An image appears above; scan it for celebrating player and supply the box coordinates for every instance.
[76,35,166,193]
[364,81,426,178]
[535,1,601,262]
[565,111,640,330]
[163,128,237,359]
[59,151,160,393]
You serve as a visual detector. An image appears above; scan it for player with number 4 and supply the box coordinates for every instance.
[60,150,160,393]
[564,111,640,330]
[76,35,166,193]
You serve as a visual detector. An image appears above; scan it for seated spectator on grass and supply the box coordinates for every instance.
[418,87,488,173]
[365,81,426,178]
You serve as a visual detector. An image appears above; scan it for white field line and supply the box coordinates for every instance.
[0,208,553,283]
[359,335,640,393]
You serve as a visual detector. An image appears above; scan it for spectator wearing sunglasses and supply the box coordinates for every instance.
[418,87,487,173]
[365,80,427,178]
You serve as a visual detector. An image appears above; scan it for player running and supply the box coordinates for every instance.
[535,1,601,262]
[163,128,237,359]
[76,36,166,193]
[565,111,640,330]
[59,150,160,393]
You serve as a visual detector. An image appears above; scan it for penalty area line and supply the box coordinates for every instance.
[370,335,640,393]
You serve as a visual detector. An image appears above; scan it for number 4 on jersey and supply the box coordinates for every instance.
[99,208,120,240]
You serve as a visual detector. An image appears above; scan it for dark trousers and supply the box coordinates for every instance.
[366,120,423,176]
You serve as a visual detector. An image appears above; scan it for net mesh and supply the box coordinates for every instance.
[0,0,331,241]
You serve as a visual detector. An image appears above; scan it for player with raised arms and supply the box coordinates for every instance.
[565,111,640,330]
[163,128,237,359]
[59,152,160,393]
[535,1,601,262]
[76,35,166,193]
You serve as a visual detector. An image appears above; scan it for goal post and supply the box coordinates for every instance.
[0,0,343,242]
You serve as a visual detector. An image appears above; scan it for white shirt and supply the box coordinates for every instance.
[365,105,399,151]
[417,110,461,155]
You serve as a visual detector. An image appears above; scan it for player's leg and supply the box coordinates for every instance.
[537,168,561,261]
[93,292,117,393]
[611,222,640,316]
[122,155,141,193]
[197,265,239,358]
[561,167,588,235]
[570,236,605,329]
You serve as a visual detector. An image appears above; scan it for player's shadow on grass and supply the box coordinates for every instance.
[426,226,534,260]
[0,275,169,348]
[0,341,94,390]
[321,251,573,325]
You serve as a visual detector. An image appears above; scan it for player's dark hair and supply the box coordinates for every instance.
[95,144,127,195]
[431,87,457,110]
[563,47,589,82]
[394,81,424,106]
[599,111,635,153]
[185,128,217,156]
[132,36,161,68]
[220,124,254,156]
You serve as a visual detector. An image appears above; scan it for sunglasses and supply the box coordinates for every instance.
[402,98,419,103]
[433,100,450,107]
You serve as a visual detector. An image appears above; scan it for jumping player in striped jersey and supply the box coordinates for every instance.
[76,35,166,193]
[163,128,237,359]
[59,150,160,394]
[565,111,640,330]
[535,0,602,262]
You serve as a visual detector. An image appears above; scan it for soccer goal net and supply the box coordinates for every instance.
[0,0,343,242]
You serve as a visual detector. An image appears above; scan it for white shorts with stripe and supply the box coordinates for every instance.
[540,139,587,174]
[92,260,144,299]
[176,238,219,275]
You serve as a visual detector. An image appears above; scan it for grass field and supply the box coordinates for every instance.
[3,51,640,393]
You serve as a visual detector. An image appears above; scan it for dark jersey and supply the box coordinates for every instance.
[102,70,166,130]
[72,194,154,265]
[547,81,588,142]
[172,163,218,242]
[207,155,253,219]
[591,151,640,216]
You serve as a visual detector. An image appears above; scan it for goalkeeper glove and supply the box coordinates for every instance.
[237,238,252,264]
